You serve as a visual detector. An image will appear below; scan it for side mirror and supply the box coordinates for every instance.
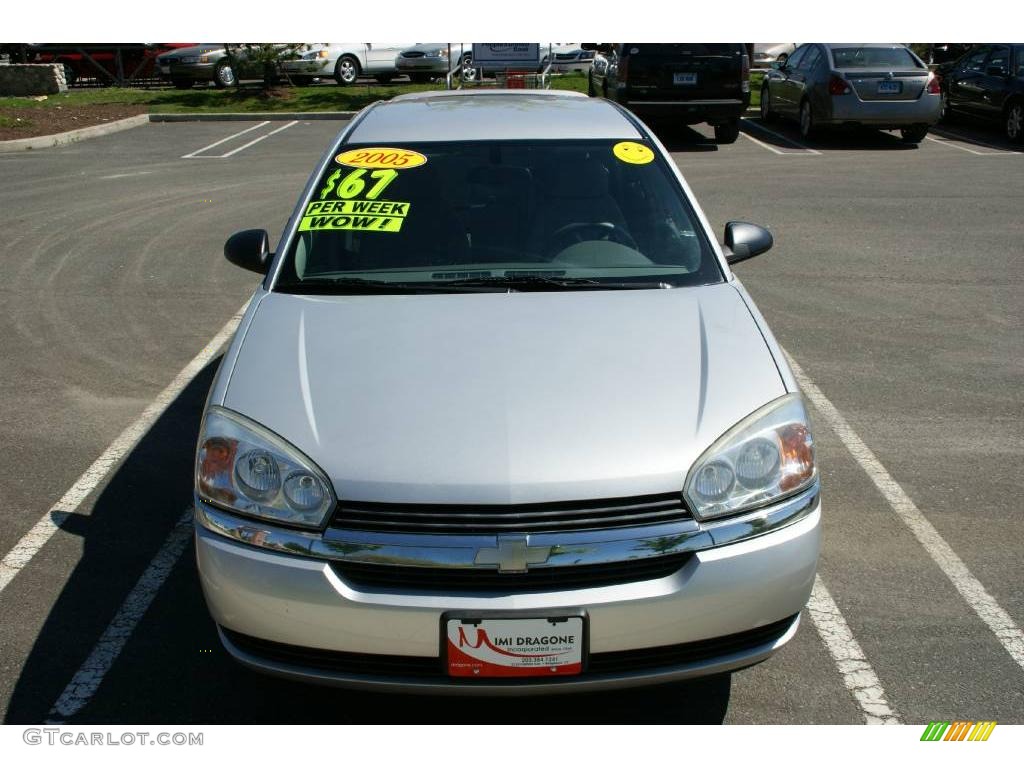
[224,229,271,273]
[723,221,773,264]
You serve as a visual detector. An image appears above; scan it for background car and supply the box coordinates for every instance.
[760,43,941,142]
[395,43,469,83]
[938,44,1024,142]
[157,44,248,89]
[585,43,751,144]
[753,43,796,68]
[281,43,413,86]
[543,46,596,74]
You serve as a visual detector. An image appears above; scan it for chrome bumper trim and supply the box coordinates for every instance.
[194,482,819,570]
[218,613,800,695]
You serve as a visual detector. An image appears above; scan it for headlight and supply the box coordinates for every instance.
[684,394,816,521]
[433,48,448,59]
[196,407,335,529]
[199,55,209,64]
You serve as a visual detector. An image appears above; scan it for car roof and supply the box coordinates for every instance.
[347,90,643,143]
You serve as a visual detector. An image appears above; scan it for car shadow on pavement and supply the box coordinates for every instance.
[931,122,1021,152]
[648,122,720,153]
[744,119,919,151]
[5,356,732,725]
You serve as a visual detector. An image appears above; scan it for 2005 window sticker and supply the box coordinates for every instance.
[300,148,425,234]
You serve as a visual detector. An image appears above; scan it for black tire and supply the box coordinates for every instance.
[213,60,236,88]
[334,56,360,86]
[461,55,477,81]
[776,53,789,65]
[760,85,775,121]
[900,125,929,143]
[714,119,741,144]
[409,73,432,84]
[171,77,193,90]
[1005,100,1024,143]
[799,99,818,140]
[374,74,394,85]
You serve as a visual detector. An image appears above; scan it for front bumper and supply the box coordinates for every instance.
[822,93,942,127]
[195,486,820,692]
[396,56,448,75]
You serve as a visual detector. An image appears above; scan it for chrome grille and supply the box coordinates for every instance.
[329,492,692,534]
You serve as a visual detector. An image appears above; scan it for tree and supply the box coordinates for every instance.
[224,43,306,90]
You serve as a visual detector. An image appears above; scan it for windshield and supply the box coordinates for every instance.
[830,47,922,69]
[274,140,722,293]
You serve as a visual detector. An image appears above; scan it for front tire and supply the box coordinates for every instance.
[799,99,818,140]
[213,60,236,88]
[334,56,360,86]
[714,119,741,144]
[461,55,477,81]
[171,77,192,90]
[1006,100,1024,143]
[900,124,929,143]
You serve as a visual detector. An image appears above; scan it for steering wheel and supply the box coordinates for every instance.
[548,222,639,256]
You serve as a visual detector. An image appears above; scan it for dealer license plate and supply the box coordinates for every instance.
[878,80,902,94]
[674,72,697,86]
[445,615,585,678]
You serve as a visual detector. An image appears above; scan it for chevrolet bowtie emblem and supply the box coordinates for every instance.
[475,536,551,573]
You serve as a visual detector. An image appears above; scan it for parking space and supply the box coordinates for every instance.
[0,115,1020,725]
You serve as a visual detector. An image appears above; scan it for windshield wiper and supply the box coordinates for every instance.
[274,277,505,295]
[432,275,673,291]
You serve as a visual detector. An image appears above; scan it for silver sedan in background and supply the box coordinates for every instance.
[760,43,942,142]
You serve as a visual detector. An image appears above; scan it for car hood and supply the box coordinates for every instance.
[222,284,785,504]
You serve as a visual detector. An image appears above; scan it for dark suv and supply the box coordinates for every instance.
[585,43,750,143]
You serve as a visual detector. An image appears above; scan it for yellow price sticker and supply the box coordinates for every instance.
[335,147,427,169]
[612,141,655,165]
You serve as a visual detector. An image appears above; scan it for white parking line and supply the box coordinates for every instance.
[785,350,1024,673]
[47,509,194,722]
[219,120,299,158]
[98,170,154,180]
[0,303,248,597]
[807,575,901,724]
[741,119,822,155]
[181,121,270,159]
[924,135,994,156]
[931,128,1022,155]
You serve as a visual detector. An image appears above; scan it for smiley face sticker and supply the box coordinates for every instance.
[612,141,655,165]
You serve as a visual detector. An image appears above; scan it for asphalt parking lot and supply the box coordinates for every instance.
[0,110,1021,725]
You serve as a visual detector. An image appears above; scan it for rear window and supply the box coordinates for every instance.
[623,44,742,57]
[275,140,722,293]
[830,47,922,69]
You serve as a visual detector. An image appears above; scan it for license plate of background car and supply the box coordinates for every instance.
[444,615,585,678]
[878,81,902,94]
[674,72,697,86]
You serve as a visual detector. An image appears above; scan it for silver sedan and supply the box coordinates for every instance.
[196,90,821,693]
[760,43,942,142]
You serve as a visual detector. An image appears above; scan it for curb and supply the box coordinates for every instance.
[0,114,150,153]
[148,112,356,122]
